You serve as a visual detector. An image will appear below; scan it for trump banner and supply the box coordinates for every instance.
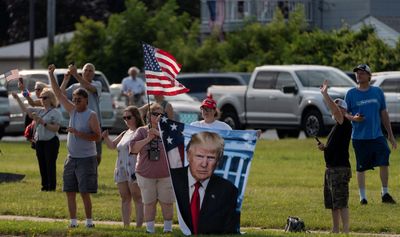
[159,117,258,235]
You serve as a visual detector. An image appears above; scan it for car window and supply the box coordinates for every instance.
[240,73,251,84]
[178,77,214,93]
[215,77,242,85]
[295,70,354,87]
[253,71,277,89]
[26,74,48,91]
[56,74,109,92]
[380,78,400,92]
[275,72,296,90]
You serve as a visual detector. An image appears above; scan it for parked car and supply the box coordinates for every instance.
[370,71,400,131]
[344,71,357,83]
[208,65,357,138]
[5,69,116,135]
[176,72,251,101]
[0,80,10,139]
[109,83,201,134]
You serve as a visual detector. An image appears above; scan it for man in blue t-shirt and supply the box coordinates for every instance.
[345,64,397,205]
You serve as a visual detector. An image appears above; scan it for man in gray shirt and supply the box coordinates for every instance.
[61,63,103,165]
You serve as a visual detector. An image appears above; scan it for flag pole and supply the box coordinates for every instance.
[147,93,152,129]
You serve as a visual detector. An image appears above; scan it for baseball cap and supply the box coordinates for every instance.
[201,95,216,110]
[334,98,347,110]
[353,64,371,75]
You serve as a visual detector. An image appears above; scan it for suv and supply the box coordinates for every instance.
[5,69,116,134]
[371,71,400,131]
[177,73,251,101]
[0,80,10,139]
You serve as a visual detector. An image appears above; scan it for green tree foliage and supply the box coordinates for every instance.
[67,17,107,70]
[42,1,400,82]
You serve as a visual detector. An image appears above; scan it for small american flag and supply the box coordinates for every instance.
[3,69,20,82]
[143,43,189,96]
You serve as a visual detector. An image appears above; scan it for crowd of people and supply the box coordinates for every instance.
[9,62,398,234]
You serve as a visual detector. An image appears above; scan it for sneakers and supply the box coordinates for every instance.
[382,193,396,204]
[85,223,95,228]
[360,199,368,205]
[68,223,78,228]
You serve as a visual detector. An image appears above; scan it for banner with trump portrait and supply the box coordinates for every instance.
[159,117,258,235]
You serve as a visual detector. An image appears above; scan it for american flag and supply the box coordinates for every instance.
[143,43,189,96]
[2,69,20,82]
[159,117,258,235]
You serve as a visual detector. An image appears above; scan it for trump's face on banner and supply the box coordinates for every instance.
[187,132,224,182]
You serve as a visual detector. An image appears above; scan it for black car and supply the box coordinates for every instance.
[176,72,251,101]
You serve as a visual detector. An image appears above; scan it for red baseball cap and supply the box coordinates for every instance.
[201,95,216,110]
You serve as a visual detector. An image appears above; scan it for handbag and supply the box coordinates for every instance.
[284,216,306,232]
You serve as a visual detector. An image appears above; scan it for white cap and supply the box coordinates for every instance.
[334,99,347,110]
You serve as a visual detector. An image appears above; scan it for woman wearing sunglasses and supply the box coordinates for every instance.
[18,80,48,107]
[130,103,175,234]
[102,106,144,227]
[12,88,61,191]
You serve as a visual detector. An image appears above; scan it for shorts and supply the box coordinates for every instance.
[63,156,98,193]
[324,167,351,209]
[136,173,175,204]
[352,137,390,172]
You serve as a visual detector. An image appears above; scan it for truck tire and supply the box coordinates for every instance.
[277,129,300,139]
[302,109,324,137]
[220,109,241,130]
[0,126,4,140]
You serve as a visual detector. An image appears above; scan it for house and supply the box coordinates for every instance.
[0,32,73,73]
[200,0,400,46]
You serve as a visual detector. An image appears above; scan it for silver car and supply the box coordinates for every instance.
[5,69,116,134]
[109,83,201,134]
[371,72,400,130]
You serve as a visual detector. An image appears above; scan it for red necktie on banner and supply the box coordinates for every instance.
[190,182,201,234]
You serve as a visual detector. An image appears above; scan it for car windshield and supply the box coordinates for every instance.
[295,70,355,87]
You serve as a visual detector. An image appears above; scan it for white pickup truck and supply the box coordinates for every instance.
[208,65,357,138]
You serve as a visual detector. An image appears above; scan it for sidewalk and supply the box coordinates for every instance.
[1,215,399,237]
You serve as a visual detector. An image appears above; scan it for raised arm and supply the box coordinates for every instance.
[48,64,75,113]
[60,71,71,95]
[11,92,34,119]
[320,80,344,124]
[102,129,125,149]
[69,65,97,93]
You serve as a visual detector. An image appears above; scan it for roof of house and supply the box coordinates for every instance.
[0,32,74,59]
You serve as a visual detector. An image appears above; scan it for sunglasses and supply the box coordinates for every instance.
[72,98,83,103]
[34,88,42,91]
[151,112,162,117]
[40,96,48,100]
[123,115,132,121]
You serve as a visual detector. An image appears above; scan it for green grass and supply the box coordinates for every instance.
[0,138,399,236]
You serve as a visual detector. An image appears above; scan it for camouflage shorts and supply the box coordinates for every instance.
[324,167,351,209]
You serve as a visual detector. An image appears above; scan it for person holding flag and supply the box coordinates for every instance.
[129,103,174,234]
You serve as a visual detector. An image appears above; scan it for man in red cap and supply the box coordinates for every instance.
[190,95,232,130]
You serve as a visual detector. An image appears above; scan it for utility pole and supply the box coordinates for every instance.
[29,0,35,69]
[47,0,56,50]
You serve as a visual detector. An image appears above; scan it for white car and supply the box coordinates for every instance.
[5,69,116,134]
[109,83,201,134]
[371,72,400,130]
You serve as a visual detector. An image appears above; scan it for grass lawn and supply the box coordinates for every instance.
[0,138,399,236]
